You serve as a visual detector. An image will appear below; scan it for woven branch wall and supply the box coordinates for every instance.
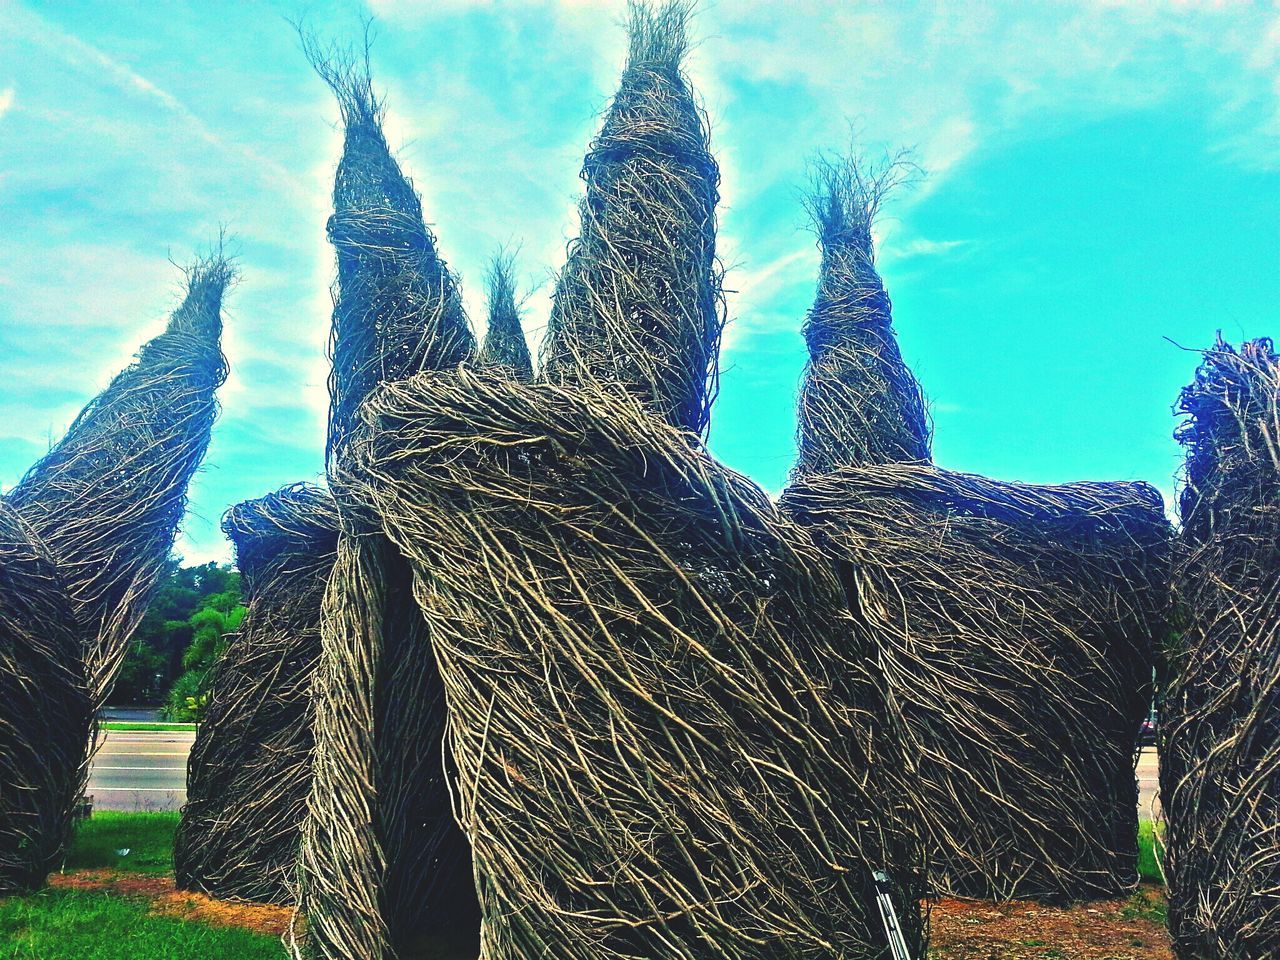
[175,484,339,904]
[1161,337,1280,959]
[0,503,91,895]
[783,465,1171,901]
[350,368,928,960]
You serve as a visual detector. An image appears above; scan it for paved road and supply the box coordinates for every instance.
[87,729,1165,821]
[87,730,193,812]
[1136,748,1160,821]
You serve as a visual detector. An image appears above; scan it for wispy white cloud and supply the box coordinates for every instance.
[893,237,971,259]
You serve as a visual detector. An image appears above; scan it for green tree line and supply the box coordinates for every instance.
[109,559,245,720]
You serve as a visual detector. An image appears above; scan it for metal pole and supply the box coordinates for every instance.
[872,869,913,960]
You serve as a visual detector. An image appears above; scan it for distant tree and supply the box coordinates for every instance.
[108,559,243,707]
[164,590,245,721]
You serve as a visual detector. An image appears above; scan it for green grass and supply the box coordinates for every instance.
[1137,820,1164,884]
[1121,889,1168,925]
[101,722,196,732]
[64,812,179,875]
[0,811,286,958]
[0,889,283,959]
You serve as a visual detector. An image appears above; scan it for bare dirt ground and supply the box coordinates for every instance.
[50,869,1173,959]
[50,869,294,938]
[929,886,1171,959]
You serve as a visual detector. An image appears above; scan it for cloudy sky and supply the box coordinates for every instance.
[2,0,1278,564]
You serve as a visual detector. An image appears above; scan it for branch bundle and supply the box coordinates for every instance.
[0,503,91,895]
[298,44,478,960]
[175,484,339,904]
[350,367,927,960]
[793,157,930,476]
[1161,337,1280,959]
[1,259,227,895]
[7,258,231,705]
[539,0,725,435]
[783,465,1170,901]
[478,254,533,382]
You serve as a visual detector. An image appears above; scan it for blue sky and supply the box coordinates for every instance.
[1,0,1277,564]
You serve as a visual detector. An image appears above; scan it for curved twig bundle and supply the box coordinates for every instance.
[350,367,927,960]
[0,504,91,895]
[297,38,479,960]
[7,258,230,704]
[1162,337,1280,959]
[175,484,339,904]
[539,0,725,435]
[783,465,1171,900]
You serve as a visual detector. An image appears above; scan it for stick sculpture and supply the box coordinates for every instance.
[1,259,229,895]
[1161,337,1280,959]
[295,42,480,960]
[347,4,928,957]
[781,161,1171,901]
[175,484,339,904]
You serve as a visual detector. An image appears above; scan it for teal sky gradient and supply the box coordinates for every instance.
[1,0,1277,562]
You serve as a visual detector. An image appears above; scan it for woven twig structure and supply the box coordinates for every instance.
[341,4,927,956]
[782,465,1171,901]
[1161,337,1280,959]
[478,253,533,382]
[0,503,91,895]
[297,41,479,960]
[539,0,724,435]
[1,259,227,895]
[779,159,1169,899]
[349,369,927,960]
[7,258,231,705]
[792,157,930,476]
[174,484,339,904]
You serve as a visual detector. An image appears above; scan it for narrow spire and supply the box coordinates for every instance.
[479,252,533,381]
[303,36,475,466]
[540,0,724,435]
[792,154,931,477]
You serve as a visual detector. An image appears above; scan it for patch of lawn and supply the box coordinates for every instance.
[65,812,179,875]
[1137,820,1164,884]
[101,722,196,732]
[0,888,284,959]
[1121,888,1168,925]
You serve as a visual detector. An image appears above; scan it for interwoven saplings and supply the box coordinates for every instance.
[0,503,90,895]
[1161,337,1280,960]
[175,485,339,904]
[295,41,479,960]
[782,467,1170,901]
[781,166,1170,900]
[6,258,231,706]
[792,156,930,475]
[350,4,927,957]
[1,259,229,895]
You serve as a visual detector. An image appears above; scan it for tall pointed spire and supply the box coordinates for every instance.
[540,0,724,435]
[792,155,930,477]
[478,252,533,381]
